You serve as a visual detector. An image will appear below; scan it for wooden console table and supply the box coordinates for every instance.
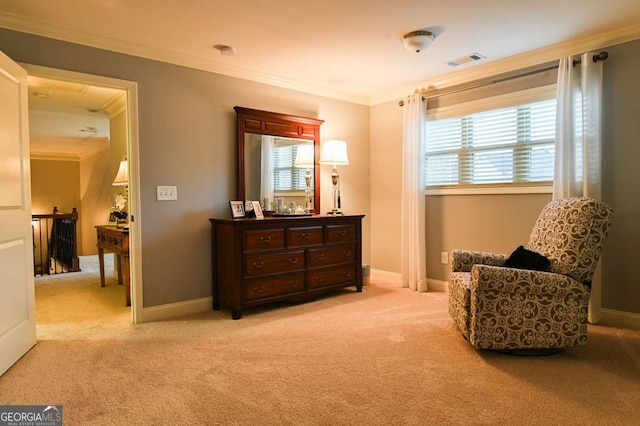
[96,225,130,306]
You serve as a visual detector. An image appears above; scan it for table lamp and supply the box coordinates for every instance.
[319,139,349,215]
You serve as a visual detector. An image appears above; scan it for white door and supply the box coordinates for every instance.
[0,50,36,376]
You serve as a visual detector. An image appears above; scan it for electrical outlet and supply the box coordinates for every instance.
[441,251,449,264]
[157,185,178,201]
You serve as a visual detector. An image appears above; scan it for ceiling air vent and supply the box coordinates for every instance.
[446,53,486,67]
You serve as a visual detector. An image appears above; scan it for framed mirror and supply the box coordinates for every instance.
[235,107,324,214]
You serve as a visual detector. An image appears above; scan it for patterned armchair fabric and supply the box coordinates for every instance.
[448,197,613,350]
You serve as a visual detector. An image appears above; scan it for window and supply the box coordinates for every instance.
[273,144,312,192]
[425,94,556,191]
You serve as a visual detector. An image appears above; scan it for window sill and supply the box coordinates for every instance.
[425,185,552,196]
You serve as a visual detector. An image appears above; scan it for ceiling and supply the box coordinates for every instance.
[2,1,640,108]
[27,75,124,160]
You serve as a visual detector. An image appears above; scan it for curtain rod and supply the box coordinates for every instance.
[398,51,609,107]
[573,51,609,67]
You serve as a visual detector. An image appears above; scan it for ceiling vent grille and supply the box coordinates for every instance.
[446,53,485,67]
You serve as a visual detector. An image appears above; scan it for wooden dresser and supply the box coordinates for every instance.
[210,215,364,319]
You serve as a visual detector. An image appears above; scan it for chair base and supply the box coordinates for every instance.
[493,348,563,357]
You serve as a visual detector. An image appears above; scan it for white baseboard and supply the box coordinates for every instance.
[427,279,449,293]
[141,297,212,323]
[371,269,401,286]
[371,269,449,293]
[600,308,640,330]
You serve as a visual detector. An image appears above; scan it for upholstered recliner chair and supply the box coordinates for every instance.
[448,197,613,351]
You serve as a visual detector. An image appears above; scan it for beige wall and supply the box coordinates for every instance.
[77,149,111,255]
[30,160,81,215]
[370,99,403,272]
[601,39,640,314]
[425,194,551,281]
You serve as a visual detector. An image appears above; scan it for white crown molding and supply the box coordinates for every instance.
[370,23,640,106]
[30,138,110,161]
[0,12,370,106]
[103,92,126,118]
[30,151,80,161]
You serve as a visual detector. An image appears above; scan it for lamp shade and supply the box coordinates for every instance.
[319,140,349,166]
[112,159,129,186]
[294,144,315,168]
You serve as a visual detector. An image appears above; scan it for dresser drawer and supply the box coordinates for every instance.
[288,226,323,248]
[244,251,304,277]
[307,244,355,267]
[243,228,285,252]
[326,224,356,243]
[308,264,357,290]
[244,272,305,301]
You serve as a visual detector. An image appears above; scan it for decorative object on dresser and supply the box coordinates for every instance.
[235,106,324,214]
[319,139,349,215]
[229,201,245,218]
[251,201,264,219]
[210,215,364,319]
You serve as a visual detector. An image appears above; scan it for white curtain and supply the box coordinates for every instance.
[401,94,427,292]
[260,136,275,203]
[554,53,604,323]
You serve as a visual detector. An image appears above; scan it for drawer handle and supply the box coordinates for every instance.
[315,254,325,261]
[259,236,271,242]
[288,258,298,264]
[343,250,352,257]
[288,281,299,287]
[315,276,325,283]
[253,286,265,293]
[338,230,347,236]
[253,261,264,269]
[302,233,312,239]
[343,272,352,277]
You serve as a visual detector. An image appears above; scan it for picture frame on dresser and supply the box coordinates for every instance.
[107,208,119,225]
[229,201,245,218]
[252,201,264,219]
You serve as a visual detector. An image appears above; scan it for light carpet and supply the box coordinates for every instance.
[1,260,639,425]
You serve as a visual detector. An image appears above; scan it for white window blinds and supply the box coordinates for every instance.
[273,145,311,192]
[425,97,556,188]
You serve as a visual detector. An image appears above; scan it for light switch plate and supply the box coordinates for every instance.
[157,185,177,201]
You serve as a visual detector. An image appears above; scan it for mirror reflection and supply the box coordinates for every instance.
[244,134,315,211]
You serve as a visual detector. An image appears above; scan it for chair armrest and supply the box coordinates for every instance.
[451,249,508,272]
[471,264,590,300]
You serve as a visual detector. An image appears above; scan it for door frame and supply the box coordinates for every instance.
[23,64,143,324]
